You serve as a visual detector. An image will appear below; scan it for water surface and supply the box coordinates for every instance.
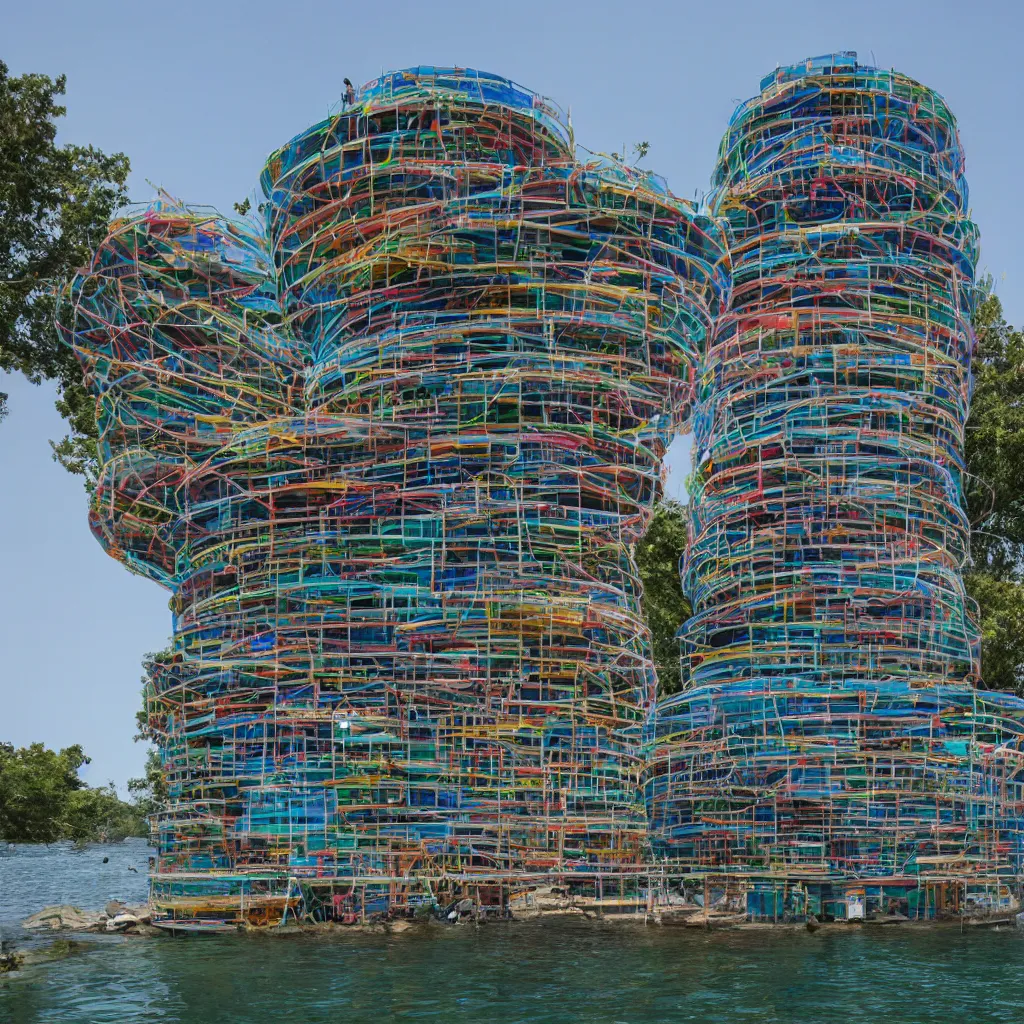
[1,844,1021,1023]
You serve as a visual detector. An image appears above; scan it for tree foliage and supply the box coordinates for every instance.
[964,289,1024,573]
[127,748,167,821]
[127,652,169,823]
[0,742,87,843]
[964,289,1024,694]
[636,499,690,696]
[0,59,128,476]
[0,741,148,843]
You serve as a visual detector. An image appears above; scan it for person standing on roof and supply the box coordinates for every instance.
[343,78,356,109]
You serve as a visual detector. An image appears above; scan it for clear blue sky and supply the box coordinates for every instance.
[3,0,1022,790]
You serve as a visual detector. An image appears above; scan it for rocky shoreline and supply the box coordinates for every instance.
[20,902,162,938]
[3,895,1021,977]
[9,894,1022,947]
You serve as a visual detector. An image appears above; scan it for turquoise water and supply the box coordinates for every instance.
[2,845,1023,1023]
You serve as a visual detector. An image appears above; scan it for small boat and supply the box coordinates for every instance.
[151,918,239,935]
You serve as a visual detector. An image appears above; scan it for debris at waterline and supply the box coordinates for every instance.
[21,904,156,934]
[18,886,1021,943]
[0,943,24,974]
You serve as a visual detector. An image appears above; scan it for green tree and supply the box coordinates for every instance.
[66,783,147,842]
[636,499,690,696]
[965,289,1024,573]
[122,651,172,840]
[0,742,87,842]
[0,59,129,478]
[127,748,167,822]
[964,289,1024,694]
[0,741,148,843]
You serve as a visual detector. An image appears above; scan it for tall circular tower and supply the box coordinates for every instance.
[63,67,726,924]
[646,54,1024,915]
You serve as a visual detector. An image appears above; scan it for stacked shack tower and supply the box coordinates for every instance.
[61,56,1024,926]
[62,68,726,925]
[646,54,1024,919]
